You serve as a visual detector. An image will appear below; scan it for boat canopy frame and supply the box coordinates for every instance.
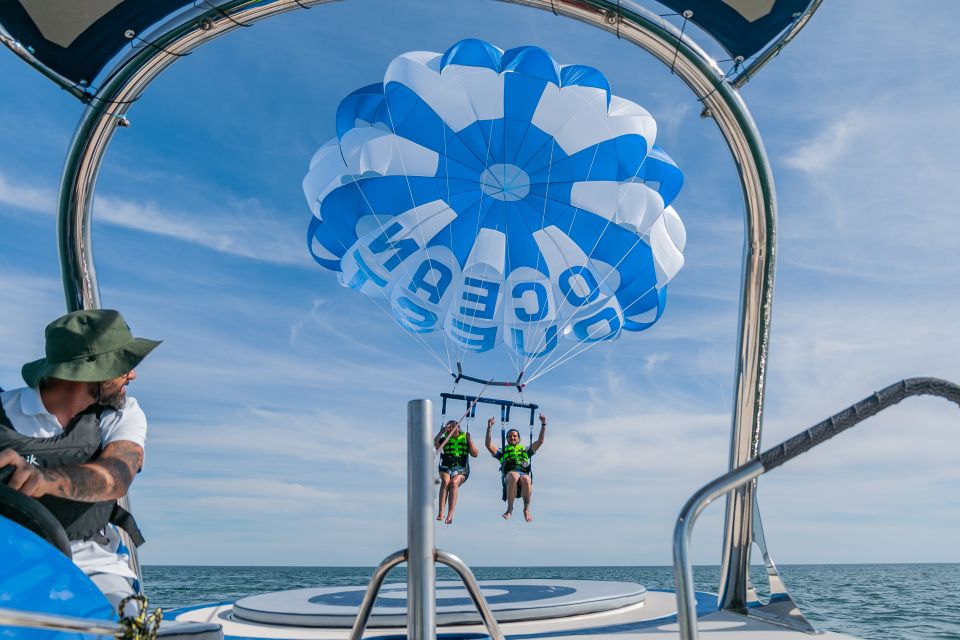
[51,0,788,617]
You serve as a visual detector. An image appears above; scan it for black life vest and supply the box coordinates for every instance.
[440,432,469,468]
[0,399,144,547]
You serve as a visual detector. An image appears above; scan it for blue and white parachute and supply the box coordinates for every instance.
[304,39,685,380]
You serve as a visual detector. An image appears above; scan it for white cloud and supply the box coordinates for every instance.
[94,194,309,266]
[644,352,670,372]
[783,110,868,174]
[0,171,310,267]
[0,172,54,213]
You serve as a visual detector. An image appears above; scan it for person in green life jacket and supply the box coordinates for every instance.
[485,413,546,523]
[434,420,478,525]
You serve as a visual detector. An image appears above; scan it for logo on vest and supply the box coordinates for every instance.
[24,454,39,467]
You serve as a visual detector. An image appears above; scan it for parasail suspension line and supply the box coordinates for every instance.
[309,214,452,374]
[524,135,661,382]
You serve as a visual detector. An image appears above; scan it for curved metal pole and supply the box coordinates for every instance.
[348,548,407,640]
[730,0,824,88]
[56,0,776,609]
[674,461,763,639]
[673,377,960,640]
[436,549,506,640]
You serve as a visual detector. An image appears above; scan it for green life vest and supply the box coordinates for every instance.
[500,443,531,474]
[440,432,469,467]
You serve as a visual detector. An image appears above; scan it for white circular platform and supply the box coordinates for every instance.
[232,579,647,627]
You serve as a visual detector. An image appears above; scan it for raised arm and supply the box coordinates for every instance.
[484,417,499,456]
[531,414,547,453]
[1,440,143,502]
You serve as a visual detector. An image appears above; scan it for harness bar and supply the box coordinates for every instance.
[440,393,538,427]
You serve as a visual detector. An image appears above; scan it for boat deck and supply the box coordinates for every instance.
[170,579,856,639]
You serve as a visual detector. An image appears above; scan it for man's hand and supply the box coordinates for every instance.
[539,414,547,426]
[487,417,495,429]
[0,441,143,502]
[0,448,50,498]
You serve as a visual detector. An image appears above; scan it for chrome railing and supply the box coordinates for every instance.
[350,399,505,640]
[0,606,123,637]
[673,377,960,640]
[349,548,505,640]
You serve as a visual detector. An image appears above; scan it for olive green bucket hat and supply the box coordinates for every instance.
[22,309,162,388]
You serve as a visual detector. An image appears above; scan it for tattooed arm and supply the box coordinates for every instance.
[1,441,143,501]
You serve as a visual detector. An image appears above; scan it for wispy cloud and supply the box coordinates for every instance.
[783,109,868,174]
[0,173,53,214]
[95,194,309,267]
[0,171,310,267]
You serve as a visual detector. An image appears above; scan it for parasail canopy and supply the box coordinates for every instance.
[304,39,686,384]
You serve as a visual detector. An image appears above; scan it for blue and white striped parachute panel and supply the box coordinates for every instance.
[304,39,685,365]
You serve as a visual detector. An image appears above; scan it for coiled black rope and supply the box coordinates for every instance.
[117,594,163,640]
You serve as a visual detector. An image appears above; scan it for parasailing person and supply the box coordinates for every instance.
[486,413,546,522]
[434,419,478,524]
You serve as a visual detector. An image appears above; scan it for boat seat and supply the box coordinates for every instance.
[156,621,223,640]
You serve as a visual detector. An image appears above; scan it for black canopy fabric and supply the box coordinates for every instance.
[0,0,195,86]
[0,0,814,88]
[657,0,814,60]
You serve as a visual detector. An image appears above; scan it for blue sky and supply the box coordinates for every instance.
[1,0,958,569]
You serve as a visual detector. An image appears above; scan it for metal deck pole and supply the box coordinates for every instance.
[407,399,435,640]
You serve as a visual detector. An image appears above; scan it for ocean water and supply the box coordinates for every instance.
[143,564,960,639]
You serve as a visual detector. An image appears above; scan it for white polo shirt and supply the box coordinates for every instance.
[0,386,147,579]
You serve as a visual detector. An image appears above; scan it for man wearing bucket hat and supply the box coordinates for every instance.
[0,309,160,610]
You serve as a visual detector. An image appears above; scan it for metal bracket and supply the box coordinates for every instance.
[743,495,815,632]
[349,548,505,640]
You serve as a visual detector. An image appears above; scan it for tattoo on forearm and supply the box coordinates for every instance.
[40,442,142,502]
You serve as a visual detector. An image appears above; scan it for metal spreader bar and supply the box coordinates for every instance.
[452,362,526,391]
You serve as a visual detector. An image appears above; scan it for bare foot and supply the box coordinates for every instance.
[445,514,454,525]
[502,510,512,520]
[523,509,533,522]
[436,513,443,521]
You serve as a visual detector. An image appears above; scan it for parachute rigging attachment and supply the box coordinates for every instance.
[452,363,525,393]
